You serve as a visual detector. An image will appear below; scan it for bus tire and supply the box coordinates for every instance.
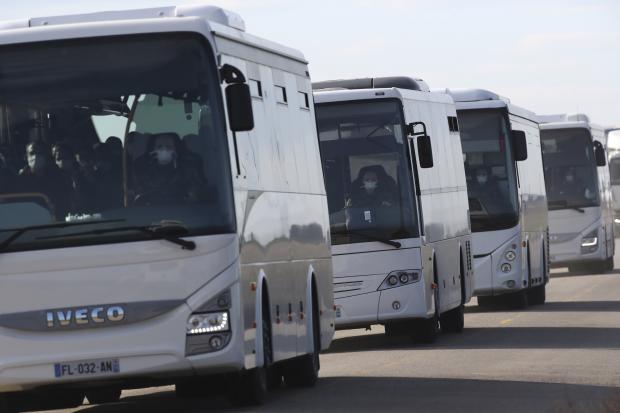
[568,263,588,274]
[85,388,121,405]
[527,284,546,305]
[440,304,464,333]
[229,286,272,406]
[283,284,320,388]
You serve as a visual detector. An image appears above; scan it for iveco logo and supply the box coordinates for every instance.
[46,306,126,328]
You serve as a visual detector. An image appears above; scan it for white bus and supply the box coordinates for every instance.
[0,5,334,411]
[446,89,549,308]
[605,127,620,226]
[313,77,473,343]
[539,114,614,273]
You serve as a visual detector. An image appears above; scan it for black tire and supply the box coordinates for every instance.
[283,284,320,387]
[527,284,546,305]
[568,263,588,274]
[440,304,464,333]
[85,388,121,405]
[228,285,272,406]
[412,281,440,343]
[384,322,411,337]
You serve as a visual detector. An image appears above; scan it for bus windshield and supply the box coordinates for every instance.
[316,100,419,246]
[541,128,600,210]
[0,34,235,253]
[459,110,519,232]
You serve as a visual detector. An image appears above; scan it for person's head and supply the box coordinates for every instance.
[52,143,76,172]
[362,170,379,193]
[151,133,179,166]
[76,147,96,170]
[565,169,575,183]
[476,168,489,185]
[25,141,51,174]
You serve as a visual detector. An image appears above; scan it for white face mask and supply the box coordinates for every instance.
[154,149,175,165]
[363,180,378,191]
[477,175,488,185]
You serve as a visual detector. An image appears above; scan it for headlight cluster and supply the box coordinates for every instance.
[581,230,598,254]
[378,270,420,291]
[500,245,518,274]
[186,290,232,356]
[186,312,229,335]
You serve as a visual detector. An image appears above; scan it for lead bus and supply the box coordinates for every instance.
[313,77,473,343]
[446,89,549,308]
[605,127,620,227]
[539,114,614,273]
[0,5,334,411]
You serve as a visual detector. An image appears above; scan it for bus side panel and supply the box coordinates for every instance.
[403,96,472,311]
[219,52,333,367]
[511,115,548,285]
[592,128,615,259]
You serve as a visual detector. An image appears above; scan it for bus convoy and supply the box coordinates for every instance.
[0,4,615,412]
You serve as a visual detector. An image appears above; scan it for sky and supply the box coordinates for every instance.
[1,0,619,126]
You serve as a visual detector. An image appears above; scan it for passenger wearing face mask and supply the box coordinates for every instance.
[17,141,72,219]
[347,166,397,209]
[133,132,206,206]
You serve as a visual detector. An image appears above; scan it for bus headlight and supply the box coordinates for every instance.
[187,312,229,335]
[379,270,420,290]
[581,230,599,254]
[505,250,516,261]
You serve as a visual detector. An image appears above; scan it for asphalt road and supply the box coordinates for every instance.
[40,258,620,413]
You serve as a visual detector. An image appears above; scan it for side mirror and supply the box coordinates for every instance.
[417,135,434,168]
[225,83,254,132]
[594,140,607,166]
[512,130,528,161]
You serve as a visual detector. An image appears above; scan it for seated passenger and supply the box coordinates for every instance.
[17,141,72,219]
[347,166,397,208]
[73,145,122,213]
[133,132,206,206]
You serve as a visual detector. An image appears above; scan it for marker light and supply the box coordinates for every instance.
[187,312,229,335]
[505,250,516,261]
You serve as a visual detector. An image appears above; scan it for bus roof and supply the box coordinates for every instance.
[538,113,604,132]
[313,87,455,106]
[441,88,538,123]
[0,4,307,64]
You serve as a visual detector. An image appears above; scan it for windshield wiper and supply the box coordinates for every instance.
[0,219,126,253]
[35,220,196,251]
[332,229,401,249]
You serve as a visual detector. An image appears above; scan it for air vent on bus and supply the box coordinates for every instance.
[465,241,472,272]
[312,76,430,92]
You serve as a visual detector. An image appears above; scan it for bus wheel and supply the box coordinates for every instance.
[283,286,320,387]
[440,304,464,333]
[412,284,440,343]
[229,290,272,406]
[477,295,498,308]
[85,388,121,405]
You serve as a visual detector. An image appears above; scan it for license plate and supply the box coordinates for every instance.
[54,358,120,378]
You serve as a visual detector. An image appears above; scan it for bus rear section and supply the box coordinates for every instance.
[0,5,333,411]
[314,77,473,343]
[540,114,615,274]
[448,89,549,308]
